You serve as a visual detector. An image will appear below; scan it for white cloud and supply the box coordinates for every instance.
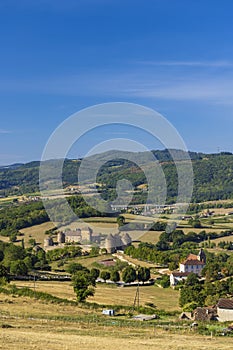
[0,129,11,134]
[1,65,233,105]
[138,60,233,68]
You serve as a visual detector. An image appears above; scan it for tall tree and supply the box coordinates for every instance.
[122,266,137,283]
[72,270,96,302]
[137,267,150,284]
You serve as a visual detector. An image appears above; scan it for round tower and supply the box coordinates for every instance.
[44,237,54,248]
[57,232,65,244]
[105,234,115,253]
[121,232,132,247]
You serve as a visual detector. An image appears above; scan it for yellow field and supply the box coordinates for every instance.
[0,294,232,350]
[13,281,180,311]
[89,284,180,311]
[139,231,163,244]
[19,222,56,246]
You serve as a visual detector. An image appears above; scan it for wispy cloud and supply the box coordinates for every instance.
[1,65,233,105]
[0,129,11,134]
[138,60,233,68]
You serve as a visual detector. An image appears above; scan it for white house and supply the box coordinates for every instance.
[179,249,206,276]
[170,271,189,286]
[217,298,233,322]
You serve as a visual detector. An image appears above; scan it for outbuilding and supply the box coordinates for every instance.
[102,309,115,316]
[217,298,233,322]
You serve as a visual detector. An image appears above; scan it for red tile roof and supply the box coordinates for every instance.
[181,253,205,266]
[181,259,205,266]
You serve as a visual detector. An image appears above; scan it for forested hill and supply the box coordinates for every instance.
[0,150,233,203]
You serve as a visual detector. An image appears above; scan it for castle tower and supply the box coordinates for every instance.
[105,234,116,254]
[44,237,54,248]
[57,232,65,244]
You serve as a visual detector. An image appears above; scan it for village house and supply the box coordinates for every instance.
[217,298,233,322]
[170,249,206,286]
[179,249,206,276]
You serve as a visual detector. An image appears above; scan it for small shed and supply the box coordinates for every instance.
[102,309,115,316]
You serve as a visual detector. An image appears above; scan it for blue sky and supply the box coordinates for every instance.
[1,0,233,164]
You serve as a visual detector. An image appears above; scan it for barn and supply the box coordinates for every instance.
[217,298,233,322]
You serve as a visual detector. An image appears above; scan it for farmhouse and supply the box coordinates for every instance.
[217,298,233,322]
[170,249,206,286]
[179,249,206,276]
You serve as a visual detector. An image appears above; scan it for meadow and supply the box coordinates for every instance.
[0,294,232,350]
[12,281,180,311]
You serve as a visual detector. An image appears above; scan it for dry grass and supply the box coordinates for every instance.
[0,295,231,350]
[12,281,180,311]
[139,231,163,244]
[2,326,232,350]
[19,222,56,247]
[89,284,180,311]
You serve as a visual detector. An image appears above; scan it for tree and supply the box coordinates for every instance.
[0,250,4,262]
[9,232,17,242]
[186,272,199,286]
[110,270,120,283]
[179,274,205,307]
[0,264,9,284]
[168,262,178,271]
[28,238,36,247]
[10,260,28,276]
[90,268,100,280]
[117,215,125,227]
[100,270,110,282]
[183,301,199,312]
[137,267,150,284]
[90,246,100,256]
[159,274,170,288]
[72,270,96,302]
[122,266,137,283]
[3,244,26,267]
[67,262,86,275]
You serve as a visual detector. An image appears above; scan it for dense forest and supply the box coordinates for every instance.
[1,150,233,203]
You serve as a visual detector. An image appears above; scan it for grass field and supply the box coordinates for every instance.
[89,284,180,311]
[12,281,180,311]
[19,222,56,247]
[139,230,163,244]
[0,294,232,350]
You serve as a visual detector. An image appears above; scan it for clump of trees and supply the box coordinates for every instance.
[179,272,233,310]
[122,266,150,284]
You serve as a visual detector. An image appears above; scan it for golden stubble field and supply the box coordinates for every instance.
[0,295,232,350]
